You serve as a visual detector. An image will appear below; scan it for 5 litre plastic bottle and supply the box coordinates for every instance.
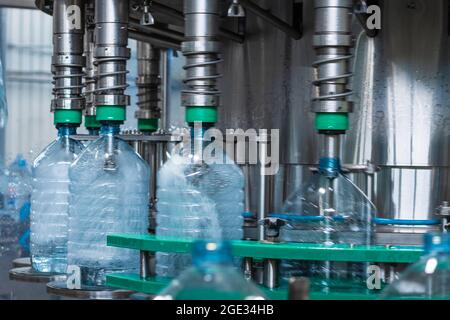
[156,126,244,278]
[2,155,32,255]
[30,125,84,273]
[68,124,150,287]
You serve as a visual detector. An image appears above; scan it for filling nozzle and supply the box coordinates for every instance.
[100,124,120,171]
[318,134,342,179]
[188,123,213,165]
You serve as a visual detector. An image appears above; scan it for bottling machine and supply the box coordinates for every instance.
[6,0,450,299]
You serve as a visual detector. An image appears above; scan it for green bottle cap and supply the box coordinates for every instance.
[315,113,349,131]
[53,110,82,125]
[185,106,218,124]
[96,105,126,122]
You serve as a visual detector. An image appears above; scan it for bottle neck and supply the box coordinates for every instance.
[424,233,450,255]
[57,126,77,137]
[318,134,341,178]
[100,124,121,136]
[192,241,233,269]
[189,123,214,156]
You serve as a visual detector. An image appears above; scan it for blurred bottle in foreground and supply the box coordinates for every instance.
[155,241,266,300]
[0,155,32,256]
[380,233,450,300]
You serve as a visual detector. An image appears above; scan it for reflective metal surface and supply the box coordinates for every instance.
[9,267,67,283]
[46,281,134,300]
[216,0,450,223]
[12,257,31,268]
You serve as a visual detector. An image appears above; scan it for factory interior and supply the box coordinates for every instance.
[0,0,449,303]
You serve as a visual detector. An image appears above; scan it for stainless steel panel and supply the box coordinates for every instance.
[374,166,450,220]
[214,0,450,222]
[346,0,450,167]
[219,0,317,165]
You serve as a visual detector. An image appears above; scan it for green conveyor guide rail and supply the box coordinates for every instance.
[106,234,423,300]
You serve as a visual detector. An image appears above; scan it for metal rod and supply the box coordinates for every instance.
[243,257,253,281]
[129,19,185,42]
[243,164,251,215]
[160,49,168,131]
[149,143,158,233]
[241,0,301,40]
[263,259,279,289]
[0,0,36,9]
[139,251,151,279]
[129,30,181,51]
[258,137,269,241]
[322,134,341,159]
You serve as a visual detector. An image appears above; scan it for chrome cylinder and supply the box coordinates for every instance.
[51,0,86,112]
[181,0,222,107]
[312,0,353,116]
[135,42,161,121]
[263,259,279,289]
[84,1,96,116]
[321,134,341,159]
[94,0,130,107]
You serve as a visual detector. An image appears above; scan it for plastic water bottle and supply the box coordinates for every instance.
[156,127,244,277]
[279,171,375,289]
[2,155,32,256]
[155,241,265,300]
[0,156,32,220]
[380,233,450,300]
[0,166,18,253]
[30,125,84,273]
[68,124,150,287]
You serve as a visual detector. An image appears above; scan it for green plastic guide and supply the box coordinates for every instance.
[105,234,423,300]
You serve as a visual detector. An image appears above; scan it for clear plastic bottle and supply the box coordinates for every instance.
[156,127,244,277]
[30,125,84,273]
[8,155,32,217]
[3,155,32,256]
[380,233,450,300]
[279,170,375,289]
[155,241,266,300]
[68,124,150,287]
[0,165,18,253]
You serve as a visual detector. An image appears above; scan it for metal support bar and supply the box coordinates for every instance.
[129,19,185,42]
[263,259,279,289]
[129,30,181,51]
[1,0,36,9]
[243,257,253,281]
[140,251,151,279]
[241,0,302,40]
